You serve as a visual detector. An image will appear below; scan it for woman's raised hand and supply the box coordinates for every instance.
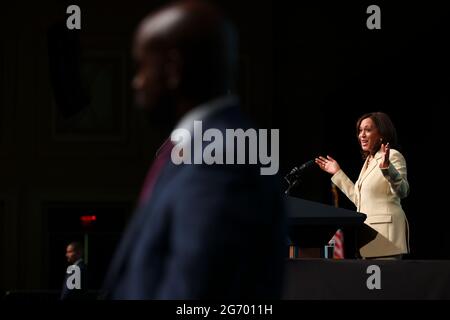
[380,142,390,169]
[315,155,341,175]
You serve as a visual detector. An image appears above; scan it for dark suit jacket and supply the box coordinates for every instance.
[61,260,88,300]
[103,104,286,299]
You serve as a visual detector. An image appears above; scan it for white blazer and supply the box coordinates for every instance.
[331,149,409,258]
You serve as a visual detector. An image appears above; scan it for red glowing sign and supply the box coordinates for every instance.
[80,215,97,226]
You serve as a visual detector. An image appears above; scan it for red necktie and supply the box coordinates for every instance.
[138,138,173,206]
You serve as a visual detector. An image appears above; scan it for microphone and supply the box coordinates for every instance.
[284,159,315,195]
[285,159,315,181]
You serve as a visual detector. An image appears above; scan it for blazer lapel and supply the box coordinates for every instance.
[358,151,383,188]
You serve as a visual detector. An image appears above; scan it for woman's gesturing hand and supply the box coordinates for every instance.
[380,142,390,169]
[315,155,341,175]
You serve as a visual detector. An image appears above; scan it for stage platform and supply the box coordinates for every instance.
[284,259,450,299]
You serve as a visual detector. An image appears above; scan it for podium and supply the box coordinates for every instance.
[285,196,367,258]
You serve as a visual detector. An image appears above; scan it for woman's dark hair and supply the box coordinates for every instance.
[356,112,398,158]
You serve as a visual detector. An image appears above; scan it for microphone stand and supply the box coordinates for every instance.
[284,176,301,195]
[284,160,314,195]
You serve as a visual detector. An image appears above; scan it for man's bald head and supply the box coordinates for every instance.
[132,0,238,116]
[66,242,83,264]
[136,1,223,48]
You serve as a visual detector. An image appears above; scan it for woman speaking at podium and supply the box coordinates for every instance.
[315,112,409,260]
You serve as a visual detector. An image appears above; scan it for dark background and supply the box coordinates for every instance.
[0,0,448,294]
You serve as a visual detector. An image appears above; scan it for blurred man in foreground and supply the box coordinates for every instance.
[103,0,286,299]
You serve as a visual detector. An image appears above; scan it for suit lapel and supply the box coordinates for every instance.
[103,160,182,294]
[103,103,240,295]
[358,151,383,188]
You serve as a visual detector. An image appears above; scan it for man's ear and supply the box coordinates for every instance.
[164,49,182,90]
